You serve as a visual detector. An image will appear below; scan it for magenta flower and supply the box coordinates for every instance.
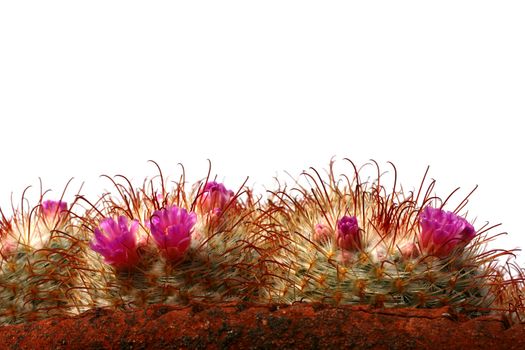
[419,206,476,258]
[41,200,68,221]
[149,205,197,261]
[198,181,235,213]
[336,215,361,251]
[89,216,140,269]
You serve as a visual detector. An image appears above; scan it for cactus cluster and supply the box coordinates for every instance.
[0,159,524,325]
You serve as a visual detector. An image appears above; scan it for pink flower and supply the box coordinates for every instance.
[149,205,197,261]
[198,182,234,213]
[0,237,17,259]
[419,206,476,258]
[0,220,16,259]
[313,223,331,243]
[41,200,68,222]
[399,242,420,259]
[336,215,361,251]
[89,216,140,269]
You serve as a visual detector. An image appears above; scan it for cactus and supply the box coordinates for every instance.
[75,164,268,310]
[0,198,93,324]
[0,159,524,326]
[262,160,507,316]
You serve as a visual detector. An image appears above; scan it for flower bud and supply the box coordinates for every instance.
[198,182,234,213]
[41,200,69,225]
[336,215,361,251]
[313,223,331,243]
[399,242,420,259]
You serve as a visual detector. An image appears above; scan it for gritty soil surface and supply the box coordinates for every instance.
[0,302,524,349]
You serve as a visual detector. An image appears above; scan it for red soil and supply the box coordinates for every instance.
[1,303,524,349]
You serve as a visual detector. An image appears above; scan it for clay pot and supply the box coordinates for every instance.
[1,303,524,349]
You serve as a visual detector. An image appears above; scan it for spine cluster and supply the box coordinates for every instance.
[0,160,523,325]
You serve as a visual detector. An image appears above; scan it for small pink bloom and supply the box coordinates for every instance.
[198,182,234,213]
[0,220,16,259]
[0,237,17,259]
[336,215,361,251]
[399,242,420,259]
[41,200,68,222]
[313,223,331,243]
[419,206,476,258]
[149,205,197,261]
[337,250,354,264]
[90,216,140,269]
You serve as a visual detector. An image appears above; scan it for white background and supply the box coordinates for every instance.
[1,2,524,264]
